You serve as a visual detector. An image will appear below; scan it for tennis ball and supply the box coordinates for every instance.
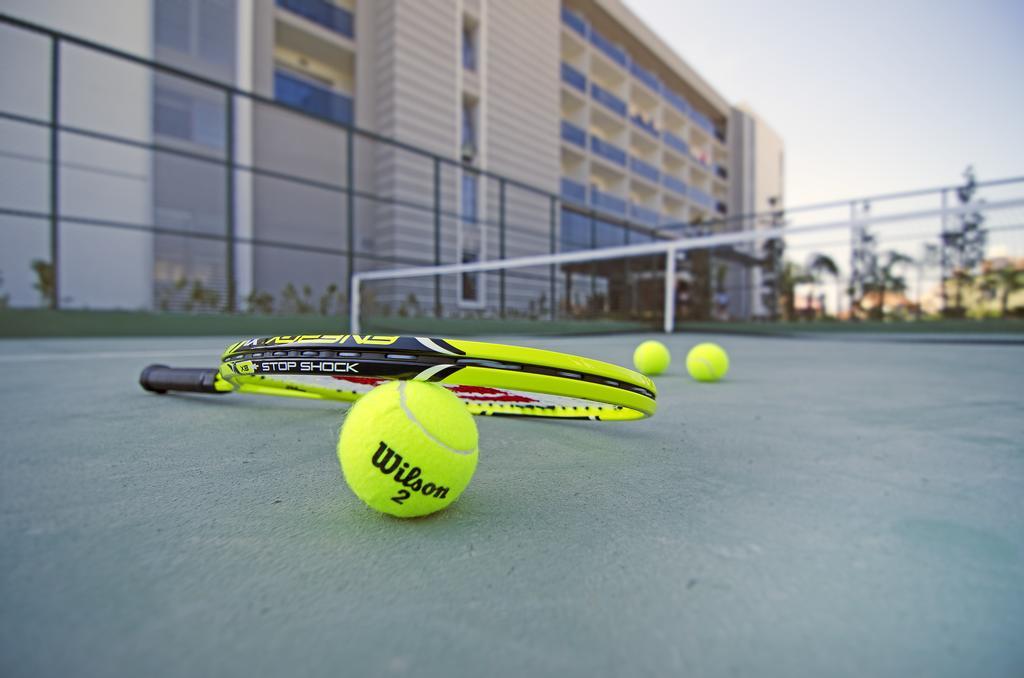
[633,340,671,376]
[337,381,478,518]
[685,343,729,382]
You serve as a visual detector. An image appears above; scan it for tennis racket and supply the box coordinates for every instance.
[140,334,657,420]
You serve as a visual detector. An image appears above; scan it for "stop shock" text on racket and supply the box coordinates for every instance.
[258,361,359,373]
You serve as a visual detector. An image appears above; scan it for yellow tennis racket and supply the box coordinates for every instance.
[140,334,656,421]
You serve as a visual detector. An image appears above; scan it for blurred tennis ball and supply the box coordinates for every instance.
[337,381,478,518]
[633,340,671,376]
[685,343,729,382]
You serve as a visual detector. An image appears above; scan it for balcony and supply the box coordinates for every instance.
[589,136,627,167]
[664,131,689,157]
[714,163,728,180]
[590,82,626,117]
[630,113,659,139]
[591,186,627,216]
[561,177,587,205]
[274,70,353,126]
[561,62,586,93]
[663,174,687,197]
[276,0,354,39]
[629,203,661,227]
[560,120,586,148]
[561,6,587,38]
[689,186,714,208]
[629,62,661,93]
[689,109,715,135]
[664,90,689,117]
[629,156,660,183]
[589,29,628,68]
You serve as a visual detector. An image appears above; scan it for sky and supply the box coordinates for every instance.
[625,0,1024,209]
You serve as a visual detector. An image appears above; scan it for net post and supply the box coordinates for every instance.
[349,274,361,334]
[663,246,676,334]
[48,36,60,310]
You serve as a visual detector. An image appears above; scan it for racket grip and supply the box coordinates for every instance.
[140,364,224,395]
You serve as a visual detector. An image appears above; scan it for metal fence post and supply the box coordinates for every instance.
[433,158,441,317]
[939,188,948,312]
[224,92,236,312]
[349,273,361,335]
[549,195,557,321]
[663,247,676,333]
[499,179,506,318]
[589,212,596,301]
[346,127,355,315]
[624,226,632,317]
[848,200,857,318]
[49,37,60,310]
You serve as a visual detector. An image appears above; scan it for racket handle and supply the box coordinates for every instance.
[140,364,224,395]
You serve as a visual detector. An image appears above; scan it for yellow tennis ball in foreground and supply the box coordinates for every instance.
[633,340,671,376]
[686,343,730,382]
[337,381,479,518]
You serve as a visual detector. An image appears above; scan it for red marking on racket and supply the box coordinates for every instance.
[447,385,539,404]
[332,376,386,386]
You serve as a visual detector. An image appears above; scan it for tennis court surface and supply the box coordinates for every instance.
[1,333,1022,678]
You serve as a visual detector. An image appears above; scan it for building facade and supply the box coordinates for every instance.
[729,104,785,319]
[0,0,783,320]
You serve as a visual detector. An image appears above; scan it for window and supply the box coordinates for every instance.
[461,250,479,303]
[595,219,626,248]
[154,78,226,150]
[462,20,477,71]
[154,86,193,141]
[156,0,190,51]
[460,173,483,306]
[155,0,236,70]
[198,0,234,65]
[461,99,477,162]
[628,228,654,244]
[560,209,592,252]
[192,98,225,148]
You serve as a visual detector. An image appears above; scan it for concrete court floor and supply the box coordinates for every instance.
[0,333,1022,678]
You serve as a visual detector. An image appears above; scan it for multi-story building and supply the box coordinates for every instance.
[0,0,782,321]
[556,1,735,319]
[254,0,563,318]
[558,2,730,234]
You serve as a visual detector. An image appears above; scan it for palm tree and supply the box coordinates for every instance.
[866,251,913,320]
[941,166,987,316]
[780,260,813,321]
[806,253,839,319]
[982,264,1024,317]
[915,243,940,320]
